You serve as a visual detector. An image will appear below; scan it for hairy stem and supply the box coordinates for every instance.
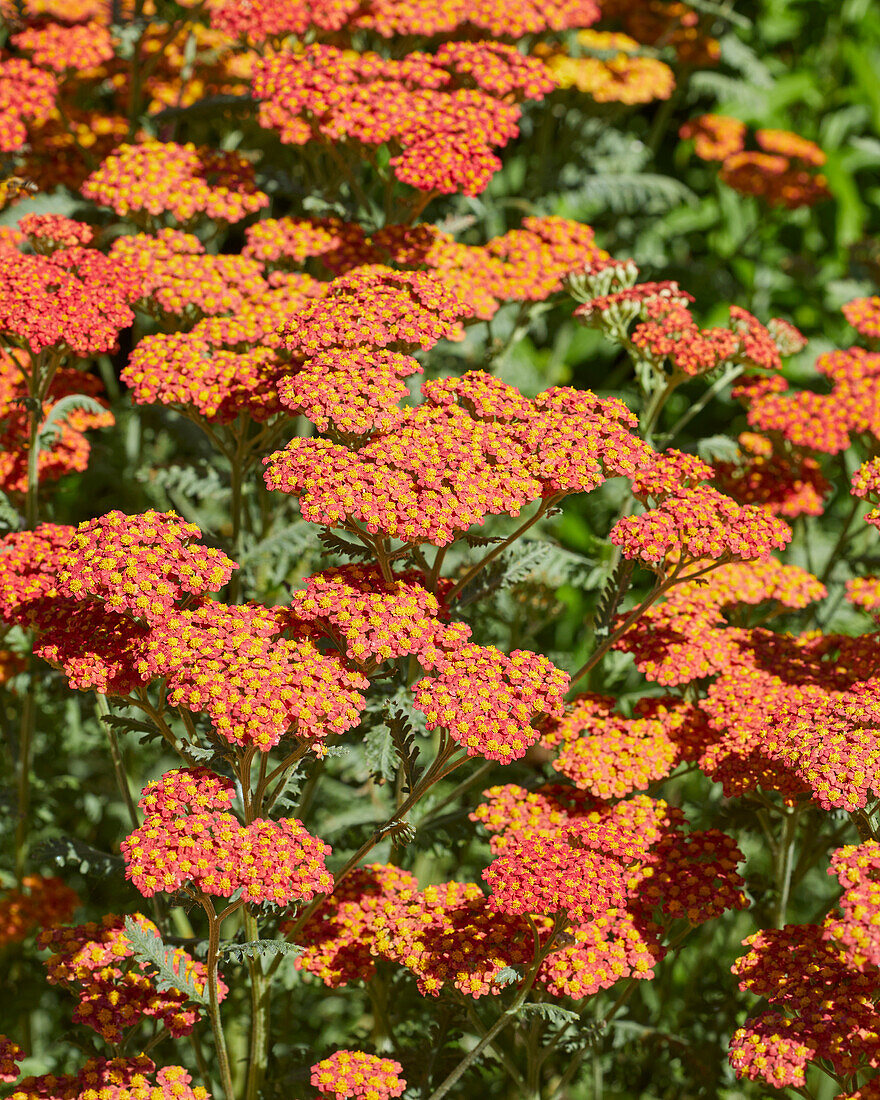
[243,907,270,1100]
[203,900,237,1100]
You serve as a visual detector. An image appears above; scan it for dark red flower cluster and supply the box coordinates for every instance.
[122,769,333,903]
[713,431,829,518]
[0,875,79,946]
[9,1055,211,1100]
[681,114,830,208]
[39,912,220,1043]
[0,1035,24,1083]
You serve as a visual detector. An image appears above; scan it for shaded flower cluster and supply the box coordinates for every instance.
[9,1056,210,1100]
[681,115,830,208]
[39,913,220,1043]
[0,875,79,946]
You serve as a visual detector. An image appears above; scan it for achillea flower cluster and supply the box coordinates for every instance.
[245,214,608,317]
[541,694,715,798]
[56,510,236,625]
[681,114,829,208]
[698,631,880,810]
[252,43,548,196]
[616,558,826,686]
[575,268,793,377]
[17,213,94,251]
[0,354,113,495]
[122,771,333,904]
[209,0,359,42]
[289,565,468,667]
[0,59,57,152]
[124,331,284,423]
[9,1056,210,1100]
[350,0,600,37]
[601,0,720,67]
[281,266,467,354]
[0,246,141,355]
[138,600,368,749]
[844,296,880,340]
[310,1050,406,1100]
[0,1036,24,1083]
[729,846,880,1095]
[853,457,880,529]
[39,913,220,1043]
[265,373,650,546]
[0,523,75,628]
[11,20,115,71]
[473,786,746,993]
[629,448,713,499]
[110,230,268,319]
[609,484,792,569]
[0,875,79,945]
[279,348,422,435]
[540,30,675,105]
[81,141,269,224]
[412,643,568,761]
[713,432,829,518]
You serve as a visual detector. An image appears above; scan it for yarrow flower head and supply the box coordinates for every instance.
[137,600,368,750]
[9,1055,211,1100]
[39,913,221,1043]
[844,296,880,341]
[17,213,94,251]
[0,1035,24,1083]
[0,875,79,946]
[81,141,269,224]
[310,1050,406,1100]
[609,485,792,570]
[0,246,141,355]
[0,59,57,152]
[56,510,236,625]
[11,20,115,71]
[412,643,568,762]
[123,806,333,906]
[540,29,675,105]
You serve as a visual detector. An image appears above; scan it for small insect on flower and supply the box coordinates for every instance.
[0,175,37,210]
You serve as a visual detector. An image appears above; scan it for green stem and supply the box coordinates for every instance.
[203,900,238,1100]
[13,676,36,882]
[774,806,801,929]
[426,917,558,1100]
[95,694,139,829]
[243,907,270,1100]
[448,499,555,604]
[568,568,682,690]
[659,363,744,444]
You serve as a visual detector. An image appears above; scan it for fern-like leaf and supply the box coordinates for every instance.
[220,940,303,963]
[38,394,108,450]
[594,559,636,640]
[388,710,423,795]
[570,173,698,215]
[318,527,373,560]
[123,916,209,1004]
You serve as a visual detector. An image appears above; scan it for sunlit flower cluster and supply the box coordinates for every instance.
[540,29,676,104]
[123,770,333,903]
[81,141,270,224]
[0,58,57,152]
[310,1050,406,1100]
